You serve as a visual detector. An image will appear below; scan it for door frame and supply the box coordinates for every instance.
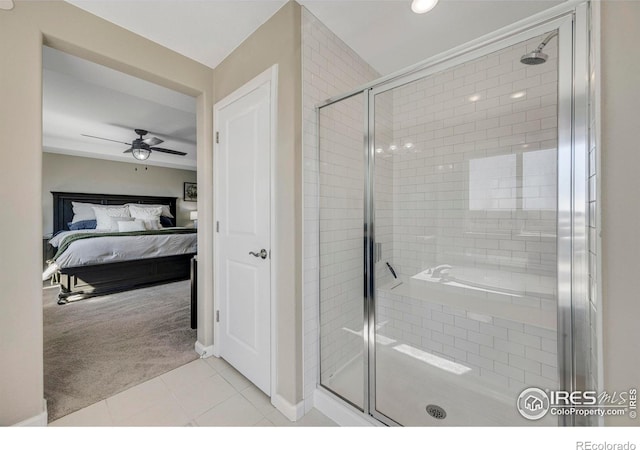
[213,64,279,400]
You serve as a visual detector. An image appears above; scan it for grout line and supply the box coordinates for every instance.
[158,372,195,423]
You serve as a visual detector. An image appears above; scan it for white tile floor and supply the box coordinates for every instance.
[49,356,336,427]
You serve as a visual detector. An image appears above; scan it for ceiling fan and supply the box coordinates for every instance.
[81,128,187,161]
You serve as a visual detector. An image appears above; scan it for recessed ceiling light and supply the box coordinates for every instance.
[510,91,526,99]
[375,148,383,154]
[0,0,14,11]
[404,142,414,149]
[411,0,439,14]
[468,94,481,102]
[389,144,398,151]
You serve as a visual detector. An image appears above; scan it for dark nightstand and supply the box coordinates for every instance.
[43,235,55,270]
[190,255,197,329]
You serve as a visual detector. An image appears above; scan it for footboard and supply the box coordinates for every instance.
[57,254,195,304]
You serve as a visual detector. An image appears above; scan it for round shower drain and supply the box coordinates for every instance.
[426,404,447,420]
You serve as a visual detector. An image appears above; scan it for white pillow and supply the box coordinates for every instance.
[118,220,146,232]
[129,205,163,230]
[71,202,98,223]
[142,219,161,230]
[129,204,163,220]
[71,202,128,223]
[93,206,131,231]
[125,203,174,218]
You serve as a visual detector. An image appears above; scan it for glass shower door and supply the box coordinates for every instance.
[370,31,562,426]
[318,94,366,410]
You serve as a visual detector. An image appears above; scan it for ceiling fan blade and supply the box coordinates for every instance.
[143,137,163,146]
[81,134,131,146]
[150,147,187,156]
[123,147,133,153]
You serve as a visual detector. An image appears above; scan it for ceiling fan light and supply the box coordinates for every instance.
[132,148,151,161]
[411,0,439,14]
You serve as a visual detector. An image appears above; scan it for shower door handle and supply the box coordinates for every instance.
[249,249,268,260]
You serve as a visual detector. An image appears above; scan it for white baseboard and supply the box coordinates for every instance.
[195,341,215,359]
[313,389,377,427]
[271,394,305,422]
[12,400,48,426]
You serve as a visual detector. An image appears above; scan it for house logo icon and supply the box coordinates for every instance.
[525,395,544,411]
[517,387,550,420]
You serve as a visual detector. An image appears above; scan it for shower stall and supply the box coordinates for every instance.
[316,3,591,426]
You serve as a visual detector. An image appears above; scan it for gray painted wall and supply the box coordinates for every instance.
[42,152,197,234]
[0,1,213,426]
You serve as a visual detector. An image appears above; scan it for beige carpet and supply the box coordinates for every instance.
[43,280,198,422]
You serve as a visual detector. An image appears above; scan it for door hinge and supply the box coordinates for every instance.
[216,221,220,233]
[216,310,220,322]
[215,131,219,144]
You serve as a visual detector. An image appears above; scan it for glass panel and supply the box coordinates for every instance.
[318,95,365,409]
[373,33,559,426]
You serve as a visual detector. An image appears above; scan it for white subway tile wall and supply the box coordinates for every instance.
[586,9,601,425]
[374,34,560,395]
[302,8,380,405]
[318,97,365,398]
[381,36,559,287]
[377,288,557,395]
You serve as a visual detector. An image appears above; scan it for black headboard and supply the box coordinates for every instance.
[52,192,178,234]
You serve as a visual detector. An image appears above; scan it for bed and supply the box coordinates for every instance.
[45,192,197,305]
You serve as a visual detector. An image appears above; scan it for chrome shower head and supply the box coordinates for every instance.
[520,51,548,65]
[520,31,557,65]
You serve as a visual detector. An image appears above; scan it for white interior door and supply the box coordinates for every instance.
[216,79,271,395]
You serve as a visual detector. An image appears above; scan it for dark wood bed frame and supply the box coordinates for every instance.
[51,191,196,305]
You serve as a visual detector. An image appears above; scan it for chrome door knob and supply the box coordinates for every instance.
[249,249,268,259]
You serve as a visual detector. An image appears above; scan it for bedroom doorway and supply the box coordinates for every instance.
[41,44,200,423]
[214,66,277,396]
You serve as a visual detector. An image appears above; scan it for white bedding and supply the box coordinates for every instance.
[43,228,197,280]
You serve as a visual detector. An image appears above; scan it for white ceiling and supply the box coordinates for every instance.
[67,0,289,69]
[67,0,563,75]
[43,46,197,170]
[49,0,564,169]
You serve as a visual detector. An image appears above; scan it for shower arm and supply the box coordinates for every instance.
[534,30,558,53]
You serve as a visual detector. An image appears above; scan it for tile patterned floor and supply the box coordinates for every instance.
[49,357,336,427]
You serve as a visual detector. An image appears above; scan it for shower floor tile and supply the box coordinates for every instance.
[325,344,556,426]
